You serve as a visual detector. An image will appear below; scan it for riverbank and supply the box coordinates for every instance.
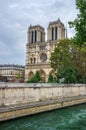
[0,83,86,121]
[1,103,86,130]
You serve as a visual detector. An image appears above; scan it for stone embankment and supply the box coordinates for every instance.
[0,83,86,121]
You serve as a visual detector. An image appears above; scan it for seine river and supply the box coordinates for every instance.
[0,104,86,130]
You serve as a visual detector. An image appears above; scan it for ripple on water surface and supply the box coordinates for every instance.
[0,103,86,130]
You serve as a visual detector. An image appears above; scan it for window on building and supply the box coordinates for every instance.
[52,27,54,40]
[34,58,36,64]
[31,58,33,64]
[55,27,57,40]
[31,31,33,43]
[35,30,37,42]
[41,32,43,42]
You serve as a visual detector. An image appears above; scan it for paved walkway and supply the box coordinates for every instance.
[0,95,86,113]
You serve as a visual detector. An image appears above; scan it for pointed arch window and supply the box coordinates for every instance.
[31,58,33,64]
[55,27,57,40]
[34,58,36,64]
[31,31,33,43]
[41,32,43,42]
[35,30,37,42]
[52,27,54,41]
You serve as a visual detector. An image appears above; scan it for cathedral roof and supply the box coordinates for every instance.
[29,25,44,30]
[48,18,65,27]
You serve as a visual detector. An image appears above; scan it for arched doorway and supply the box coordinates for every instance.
[49,70,56,78]
[28,71,34,79]
[39,70,46,82]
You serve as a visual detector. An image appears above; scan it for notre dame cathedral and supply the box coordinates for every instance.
[25,19,66,82]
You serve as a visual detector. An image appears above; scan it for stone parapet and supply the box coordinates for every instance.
[0,83,86,121]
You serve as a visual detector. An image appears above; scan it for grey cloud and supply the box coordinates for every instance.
[0,0,77,65]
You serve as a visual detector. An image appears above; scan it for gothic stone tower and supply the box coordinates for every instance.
[25,19,65,82]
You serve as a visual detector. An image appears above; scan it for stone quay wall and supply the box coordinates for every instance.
[0,83,86,121]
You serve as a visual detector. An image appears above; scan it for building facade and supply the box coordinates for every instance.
[25,19,66,82]
[0,64,25,82]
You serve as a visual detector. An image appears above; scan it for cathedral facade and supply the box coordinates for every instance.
[25,19,66,82]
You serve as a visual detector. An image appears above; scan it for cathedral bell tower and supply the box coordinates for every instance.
[27,25,45,44]
[25,25,47,81]
[47,18,65,41]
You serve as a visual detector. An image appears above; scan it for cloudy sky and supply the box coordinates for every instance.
[0,0,78,65]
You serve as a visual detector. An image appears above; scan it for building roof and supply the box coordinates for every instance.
[0,64,25,68]
[28,24,45,31]
[48,18,65,27]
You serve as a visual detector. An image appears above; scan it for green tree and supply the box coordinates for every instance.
[74,44,86,83]
[47,73,56,83]
[50,39,72,71]
[69,0,86,47]
[16,73,21,80]
[50,39,86,83]
[35,71,42,82]
[56,67,77,83]
[26,71,42,83]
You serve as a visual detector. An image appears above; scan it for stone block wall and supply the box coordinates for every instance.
[0,83,86,106]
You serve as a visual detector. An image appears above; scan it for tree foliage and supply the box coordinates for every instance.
[74,44,86,82]
[56,67,78,83]
[47,73,56,83]
[50,39,86,83]
[16,73,21,80]
[69,0,86,47]
[26,71,42,83]
[50,39,72,71]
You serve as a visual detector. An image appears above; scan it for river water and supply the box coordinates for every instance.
[0,103,86,130]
